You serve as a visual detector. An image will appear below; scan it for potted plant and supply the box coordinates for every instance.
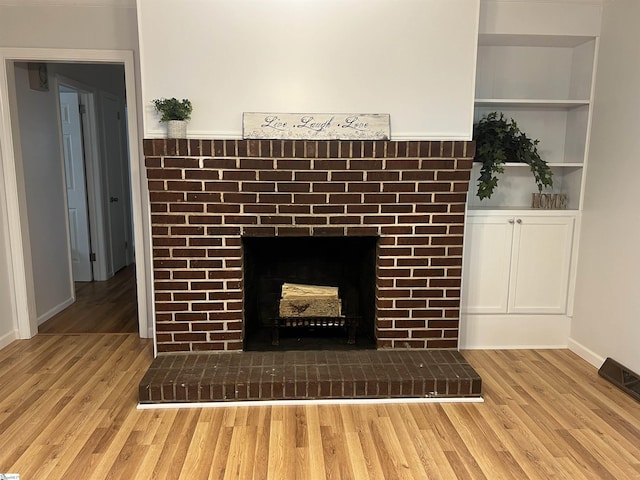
[152,97,193,138]
[473,112,553,200]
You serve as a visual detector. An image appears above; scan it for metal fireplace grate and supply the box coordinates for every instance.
[271,316,359,346]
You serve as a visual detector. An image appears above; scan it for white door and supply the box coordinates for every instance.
[461,215,514,314]
[59,89,93,282]
[101,93,129,274]
[509,216,574,314]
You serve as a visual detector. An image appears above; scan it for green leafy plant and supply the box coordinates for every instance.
[473,112,553,200]
[152,97,193,122]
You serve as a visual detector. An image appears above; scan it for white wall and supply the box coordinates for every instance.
[570,0,640,372]
[13,63,75,322]
[138,0,480,140]
[0,4,138,50]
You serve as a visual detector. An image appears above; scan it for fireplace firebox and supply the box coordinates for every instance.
[243,236,377,350]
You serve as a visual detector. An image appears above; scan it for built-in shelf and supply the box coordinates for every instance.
[472,34,597,211]
[484,162,584,168]
[467,206,579,213]
[468,162,584,210]
[478,33,595,48]
[475,99,590,109]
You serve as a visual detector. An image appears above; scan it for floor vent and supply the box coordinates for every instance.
[598,357,640,402]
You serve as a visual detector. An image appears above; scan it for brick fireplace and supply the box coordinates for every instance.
[144,139,474,354]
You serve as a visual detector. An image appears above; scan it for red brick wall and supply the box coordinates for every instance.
[144,139,474,353]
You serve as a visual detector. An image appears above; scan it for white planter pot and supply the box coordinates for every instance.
[166,120,187,139]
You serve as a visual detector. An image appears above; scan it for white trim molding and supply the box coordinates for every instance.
[144,129,474,142]
[0,328,17,350]
[37,296,75,326]
[460,314,572,350]
[568,337,606,368]
[138,396,485,410]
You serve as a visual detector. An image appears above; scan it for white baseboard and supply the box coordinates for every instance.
[0,329,18,350]
[459,314,571,350]
[567,338,605,368]
[138,396,484,410]
[37,296,75,326]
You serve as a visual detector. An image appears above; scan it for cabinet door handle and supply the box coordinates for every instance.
[516,218,522,224]
[508,218,515,224]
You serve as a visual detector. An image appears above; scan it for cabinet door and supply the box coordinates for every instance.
[462,215,514,314]
[509,216,574,314]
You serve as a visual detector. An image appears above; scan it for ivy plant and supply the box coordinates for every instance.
[473,112,553,200]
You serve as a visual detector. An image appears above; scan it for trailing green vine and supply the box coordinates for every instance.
[473,112,553,200]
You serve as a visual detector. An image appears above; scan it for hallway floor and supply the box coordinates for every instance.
[38,265,138,334]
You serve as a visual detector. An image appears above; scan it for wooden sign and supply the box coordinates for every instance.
[243,113,390,140]
[531,193,568,209]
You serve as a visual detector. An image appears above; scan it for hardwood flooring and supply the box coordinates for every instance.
[38,266,138,334]
[1,334,640,479]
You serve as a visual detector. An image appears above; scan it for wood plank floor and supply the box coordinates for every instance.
[1,335,640,479]
[38,266,138,334]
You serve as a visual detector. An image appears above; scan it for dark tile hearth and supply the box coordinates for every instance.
[138,349,482,404]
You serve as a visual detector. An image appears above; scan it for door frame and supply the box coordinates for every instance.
[0,48,151,339]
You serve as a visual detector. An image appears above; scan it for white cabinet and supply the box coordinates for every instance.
[462,215,513,314]
[469,34,598,211]
[462,213,575,315]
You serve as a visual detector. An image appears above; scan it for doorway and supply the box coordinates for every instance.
[40,77,138,335]
[0,49,150,339]
[16,64,136,334]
